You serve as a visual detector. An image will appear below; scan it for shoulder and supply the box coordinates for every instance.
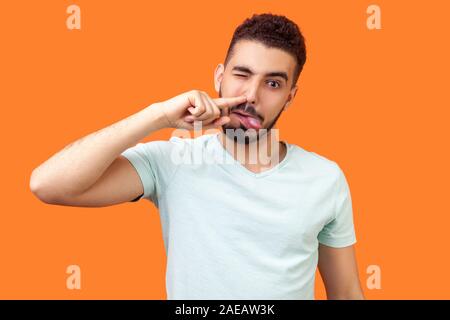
[287,143,342,180]
[167,132,218,154]
[130,133,216,162]
[168,132,216,146]
[136,132,210,152]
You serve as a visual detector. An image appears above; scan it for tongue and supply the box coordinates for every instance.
[241,115,262,129]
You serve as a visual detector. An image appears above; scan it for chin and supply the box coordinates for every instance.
[221,125,267,144]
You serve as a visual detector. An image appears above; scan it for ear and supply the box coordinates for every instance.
[283,85,299,111]
[214,63,225,93]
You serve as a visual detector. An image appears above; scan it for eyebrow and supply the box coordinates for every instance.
[231,65,289,83]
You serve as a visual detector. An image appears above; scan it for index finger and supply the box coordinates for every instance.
[213,95,247,118]
[212,95,247,109]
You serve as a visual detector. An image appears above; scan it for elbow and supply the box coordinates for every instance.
[29,170,61,205]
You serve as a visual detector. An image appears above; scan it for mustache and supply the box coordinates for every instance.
[230,103,263,122]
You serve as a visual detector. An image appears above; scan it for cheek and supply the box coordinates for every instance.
[225,81,244,96]
[262,107,284,126]
[262,96,288,118]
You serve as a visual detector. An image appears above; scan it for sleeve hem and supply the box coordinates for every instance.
[121,150,151,201]
[318,236,357,248]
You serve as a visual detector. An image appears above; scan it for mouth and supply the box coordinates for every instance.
[230,110,262,129]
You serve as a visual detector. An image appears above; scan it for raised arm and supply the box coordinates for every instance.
[29,90,245,207]
[29,103,168,207]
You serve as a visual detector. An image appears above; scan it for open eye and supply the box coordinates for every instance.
[267,80,281,88]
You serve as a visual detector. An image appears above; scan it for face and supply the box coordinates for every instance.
[215,40,298,144]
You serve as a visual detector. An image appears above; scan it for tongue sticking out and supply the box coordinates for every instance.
[244,116,262,129]
[234,113,262,129]
[232,111,262,129]
[231,111,263,129]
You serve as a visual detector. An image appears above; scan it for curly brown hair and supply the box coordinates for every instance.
[224,13,307,89]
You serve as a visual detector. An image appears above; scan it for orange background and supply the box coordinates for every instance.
[1,0,449,299]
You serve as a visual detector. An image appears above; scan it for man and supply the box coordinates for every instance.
[30,13,364,300]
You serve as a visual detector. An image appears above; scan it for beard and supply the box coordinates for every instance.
[219,87,285,144]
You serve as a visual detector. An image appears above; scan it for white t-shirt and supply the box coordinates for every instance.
[121,132,357,299]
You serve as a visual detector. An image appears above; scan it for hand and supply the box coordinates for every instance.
[155,90,247,130]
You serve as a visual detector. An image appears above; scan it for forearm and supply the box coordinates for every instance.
[30,103,167,200]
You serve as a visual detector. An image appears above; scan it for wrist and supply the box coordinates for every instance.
[144,102,171,131]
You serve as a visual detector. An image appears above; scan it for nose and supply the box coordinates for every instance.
[243,79,260,106]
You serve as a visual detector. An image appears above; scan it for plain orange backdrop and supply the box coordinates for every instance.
[1,0,449,299]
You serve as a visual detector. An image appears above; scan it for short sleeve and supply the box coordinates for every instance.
[121,139,180,205]
[317,166,357,248]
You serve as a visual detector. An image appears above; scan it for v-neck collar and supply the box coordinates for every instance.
[212,132,292,178]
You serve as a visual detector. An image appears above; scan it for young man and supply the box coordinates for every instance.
[30,13,365,300]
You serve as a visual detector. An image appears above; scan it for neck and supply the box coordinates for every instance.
[218,129,287,172]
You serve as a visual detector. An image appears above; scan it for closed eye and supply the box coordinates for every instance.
[233,74,281,88]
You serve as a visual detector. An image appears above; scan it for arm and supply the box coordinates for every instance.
[318,243,365,300]
[29,90,244,207]
[29,103,168,206]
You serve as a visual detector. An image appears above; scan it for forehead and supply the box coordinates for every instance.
[227,40,296,77]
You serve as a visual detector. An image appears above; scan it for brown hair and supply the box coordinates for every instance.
[224,13,307,88]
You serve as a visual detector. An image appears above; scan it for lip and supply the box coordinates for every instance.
[232,110,255,117]
[231,111,262,129]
